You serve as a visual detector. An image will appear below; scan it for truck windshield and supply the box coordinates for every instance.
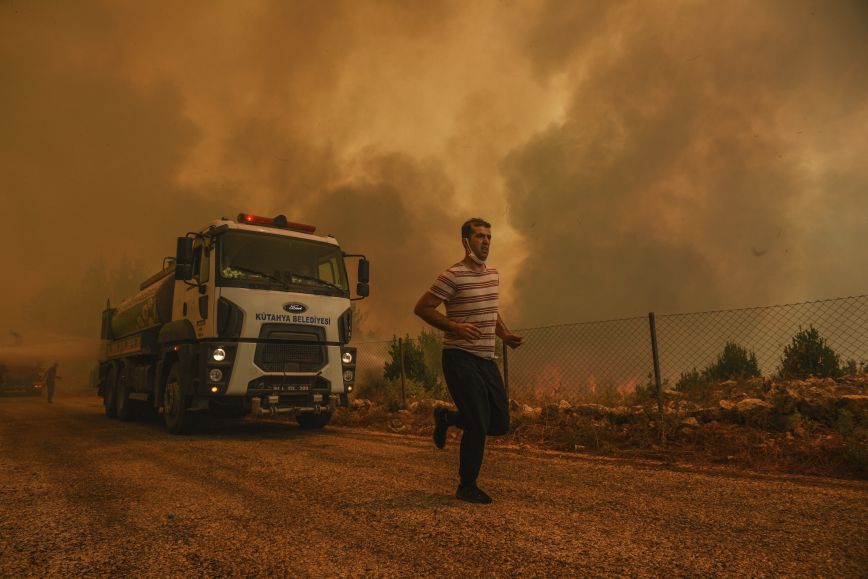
[217,230,349,296]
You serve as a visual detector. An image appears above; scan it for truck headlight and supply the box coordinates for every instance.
[212,347,227,362]
[343,370,354,382]
[341,351,353,364]
[209,368,224,382]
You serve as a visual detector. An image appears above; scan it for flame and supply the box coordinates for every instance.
[617,377,638,395]
[531,364,563,401]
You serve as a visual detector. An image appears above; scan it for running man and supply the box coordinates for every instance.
[414,218,524,504]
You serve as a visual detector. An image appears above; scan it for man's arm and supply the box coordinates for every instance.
[414,292,481,341]
[496,314,524,349]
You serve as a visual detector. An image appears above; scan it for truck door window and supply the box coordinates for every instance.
[191,243,210,284]
[198,245,210,284]
[318,260,337,285]
[191,245,202,281]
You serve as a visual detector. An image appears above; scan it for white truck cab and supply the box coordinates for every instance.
[95,213,370,434]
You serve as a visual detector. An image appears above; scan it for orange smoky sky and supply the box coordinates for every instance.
[1,0,867,349]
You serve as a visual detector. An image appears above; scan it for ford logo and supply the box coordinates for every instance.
[283,303,307,313]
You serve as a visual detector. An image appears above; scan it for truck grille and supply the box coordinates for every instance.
[254,324,327,372]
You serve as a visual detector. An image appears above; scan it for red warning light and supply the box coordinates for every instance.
[236,213,316,234]
[237,213,274,226]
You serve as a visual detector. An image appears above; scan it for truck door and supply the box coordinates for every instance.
[183,240,213,339]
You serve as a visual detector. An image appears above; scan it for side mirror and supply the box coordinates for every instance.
[358,259,370,284]
[174,237,194,280]
[356,283,369,297]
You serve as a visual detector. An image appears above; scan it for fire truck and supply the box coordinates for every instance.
[93,213,369,434]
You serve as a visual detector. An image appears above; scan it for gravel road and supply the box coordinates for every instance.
[1,394,866,577]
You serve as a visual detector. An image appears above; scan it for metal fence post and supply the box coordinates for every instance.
[398,337,406,406]
[648,312,666,445]
[502,342,510,401]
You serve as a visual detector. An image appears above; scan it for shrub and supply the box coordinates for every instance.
[354,369,425,405]
[675,341,760,394]
[675,368,709,394]
[417,328,447,396]
[843,359,867,376]
[383,331,449,398]
[383,335,427,383]
[777,326,841,379]
[705,342,761,381]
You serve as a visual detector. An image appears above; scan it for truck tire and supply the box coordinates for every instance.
[103,366,118,418]
[163,363,194,435]
[296,411,332,430]
[115,364,138,421]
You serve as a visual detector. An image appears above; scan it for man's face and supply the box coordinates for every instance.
[465,226,492,260]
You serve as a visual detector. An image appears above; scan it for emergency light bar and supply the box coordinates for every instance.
[236,213,316,234]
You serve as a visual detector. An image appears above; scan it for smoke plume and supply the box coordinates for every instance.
[1,0,866,355]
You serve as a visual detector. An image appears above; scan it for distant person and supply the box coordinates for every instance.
[43,362,61,403]
[414,218,524,504]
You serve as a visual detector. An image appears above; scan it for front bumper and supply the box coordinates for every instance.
[247,374,332,409]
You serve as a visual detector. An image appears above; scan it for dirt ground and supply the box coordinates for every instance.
[1,393,866,577]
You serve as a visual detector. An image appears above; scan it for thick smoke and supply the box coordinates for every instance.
[0,1,471,340]
[504,0,868,325]
[1,0,866,360]
[0,1,222,333]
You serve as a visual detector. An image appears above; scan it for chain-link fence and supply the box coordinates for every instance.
[500,317,653,404]
[352,294,868,406]
[352,338,392,398]
[655,295,868,385]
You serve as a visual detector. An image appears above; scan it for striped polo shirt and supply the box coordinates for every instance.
[428,262,499,359]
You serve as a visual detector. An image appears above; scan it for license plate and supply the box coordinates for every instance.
[274,384,310,392]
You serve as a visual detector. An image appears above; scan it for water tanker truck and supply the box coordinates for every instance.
[93,213,369,434]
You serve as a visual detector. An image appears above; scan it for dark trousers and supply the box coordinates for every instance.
[46,382,54,403]
[441,348,509,486]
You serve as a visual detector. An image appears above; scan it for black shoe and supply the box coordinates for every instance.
[456,484,492,504]
[433,407,448,449]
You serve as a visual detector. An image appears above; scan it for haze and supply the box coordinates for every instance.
[2,0,867,363]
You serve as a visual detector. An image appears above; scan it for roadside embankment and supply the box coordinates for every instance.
[333,376,868,479]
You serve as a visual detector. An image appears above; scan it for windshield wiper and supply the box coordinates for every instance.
[226,265,290,290]
[287,272,345,293]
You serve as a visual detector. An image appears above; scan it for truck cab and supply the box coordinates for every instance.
[95,213,369,434]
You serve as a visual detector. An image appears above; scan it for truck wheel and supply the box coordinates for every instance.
[115,364,138,421]
[296,411,332,430]
[163,363,193,435]
[103,367,118,418]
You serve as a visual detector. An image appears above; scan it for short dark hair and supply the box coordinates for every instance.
[461,218,491,239]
